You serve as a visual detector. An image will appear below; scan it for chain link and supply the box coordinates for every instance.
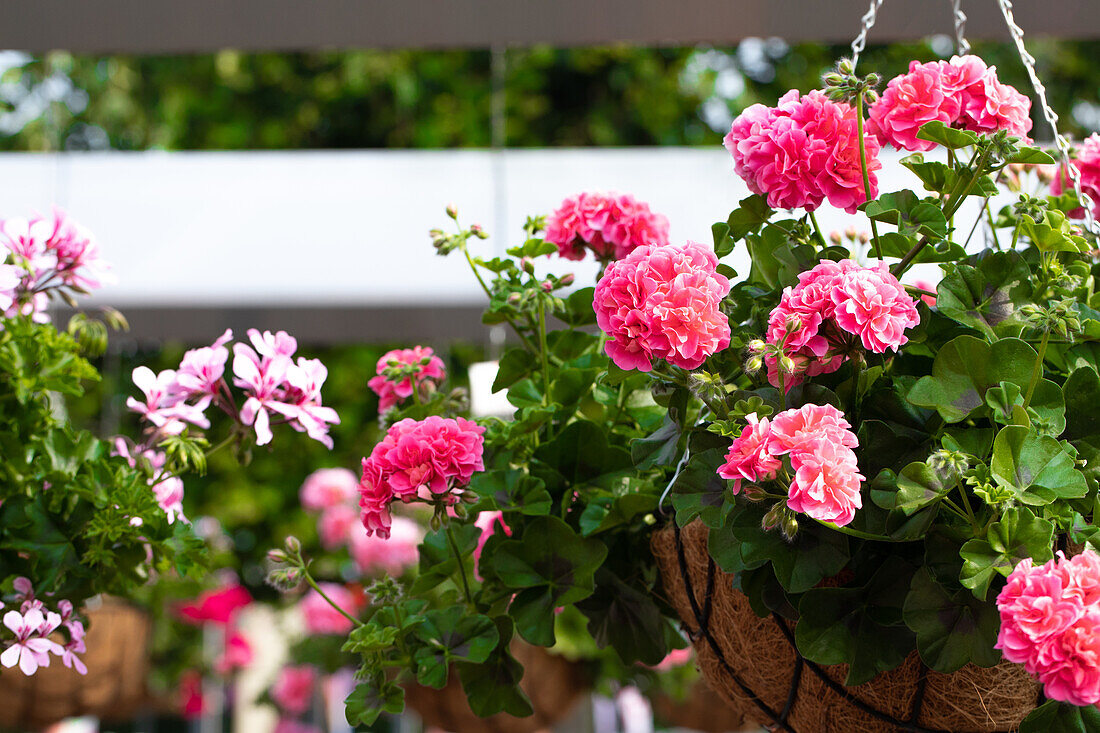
[850,0,885,71]
[950,0,971,55]
[996,0,1097,235]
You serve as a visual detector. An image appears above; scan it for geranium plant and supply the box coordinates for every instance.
[271,49,1100,731]
[0,210,339,688]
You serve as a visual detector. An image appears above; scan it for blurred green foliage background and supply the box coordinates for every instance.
[1,39,1097,152]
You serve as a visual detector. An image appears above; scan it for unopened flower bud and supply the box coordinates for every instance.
[745,355,763,374]
[267,549,289,564]
[781,514,799,541]
[785,314,802,333]
[779,355,796,374]
[762,503,785,531]
[845,226,858,240]
[284,536,301,554]
[829,230,843,245]
[560,273,575,287]
[741,484,766,501]
[471,223,489,239]
[507,292,522,305]
[541,280,554,293]
[747,339,766,354]
[837,59,854,76]
[822,72,845,87]
[643,513,657,526]
[859,233,869,244]
[521,257,535,275]
[445,203,458,220]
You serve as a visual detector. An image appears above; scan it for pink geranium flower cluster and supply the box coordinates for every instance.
[298,467,422,575]
[546,192,670,261]
[869,56,1032,152]
[718,404,864,526]
[127,328,339,448]
[593,241,731,372]
[0,209,113,322]
[765,259,919,391]
[272,665,317,715]
[367,346,447,414]
[0,578,85,676]
[724,90,881,213]
[996,551,1100,706]
[1052,133,1100,221]
[359,416,485,538]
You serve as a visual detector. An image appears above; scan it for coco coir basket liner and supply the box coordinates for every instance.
[651,520,1041,733]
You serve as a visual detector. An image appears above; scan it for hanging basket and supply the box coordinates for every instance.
[403,641,587,733]
[651,520,1040,733]
[0,597,152,731]
[652,678,754,733]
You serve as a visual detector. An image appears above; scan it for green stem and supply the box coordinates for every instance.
[536,295,552,405]
[461,244,538,353]
[812,519,917,543]
[955,483,979,533]
[445,523,474,606]
[855,90,884,260]
[808,210,824,245]
[941,497,976,529]
[303,570,364,628]
[1023,329,1050,409]
[984,199,1001,250]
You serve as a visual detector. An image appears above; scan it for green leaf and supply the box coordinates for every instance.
[576,568,670,665]
[916,120,980,149]
[863,190,948,239]
[1064,367,1100,442]
[1018,209,1090,253]
[959,507,1054,600]
[341,623,399,655]
[1006,146,1057,165]
[900,153,999,198]
[456,620,533,719]
[726,194,773,241]
[631,417,680,470]
[412,607,499,687]
[935,251,1032,339]
[712,222,734,258]
[578,493,657,536]
[487,516,608,645]
[411,525,481,595]
[469,469,552,516]
[345,678,405,727]
[793,557,915,686]
[990,425,1088,505]
[533,420,632,485]
[891,461,950,515]
[506,237,558,258]
[903,567,1000,673]
[560,287,597,327]
[493,348,539,392]
[1020,699,1100,732]
[907,336,1037,423]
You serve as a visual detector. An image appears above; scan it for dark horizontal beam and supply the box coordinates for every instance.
[3,0,1097,54]
[74,304,492,347]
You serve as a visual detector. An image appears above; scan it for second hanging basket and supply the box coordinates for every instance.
[651,520,1041,733]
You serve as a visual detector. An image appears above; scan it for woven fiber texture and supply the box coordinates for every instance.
[651,520,1040,733]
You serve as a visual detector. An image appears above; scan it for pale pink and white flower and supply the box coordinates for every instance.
[175,329,233,399]
[2,609,62,675]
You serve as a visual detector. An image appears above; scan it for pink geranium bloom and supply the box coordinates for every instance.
[367,346,447,413]
[300,467,359,511]
[869,61,960,152]
[349,515,422,575]
[1052,133,1100,221]
[175,329,233,399]
[179,669,206,719]
[178,584,253,626]
[594,241,731,371]
[717,414,782,493]
[300,583,361,635]
[830,262,921,353]
[0,264,20,312]
[1,609,62,675]
[358,416,485,537]
[275,357,341,448]
[768,403,859,456]
[272,665,316,715]
[232,341,293,446]
[545,192,670,261]
[650,647,693,672]
[1033,608,1100,706]
[786,441,864,526]
[725,90,880,213]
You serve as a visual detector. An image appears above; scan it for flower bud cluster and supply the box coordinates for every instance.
[822,58,880,105]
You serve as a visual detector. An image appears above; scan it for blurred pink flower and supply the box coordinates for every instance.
[1052,133,1100,221]
[273,720,322,733]
[473,510,511,579]
[350,515,422,575]
[594,241,731,371]
[368,346,447,413]
[300,583,360,635]
[272,665,316,714]
[300,467,359,512]
[318,504,359,549]
[179,669,206,719]
[178,584,253,626]
[175,329,233,400]
[651,646,693,672]
[215,630,254,674]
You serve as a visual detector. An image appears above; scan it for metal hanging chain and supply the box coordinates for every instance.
[850,0,886,71]
[996,0,1098,236]
[950,0,971,55]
